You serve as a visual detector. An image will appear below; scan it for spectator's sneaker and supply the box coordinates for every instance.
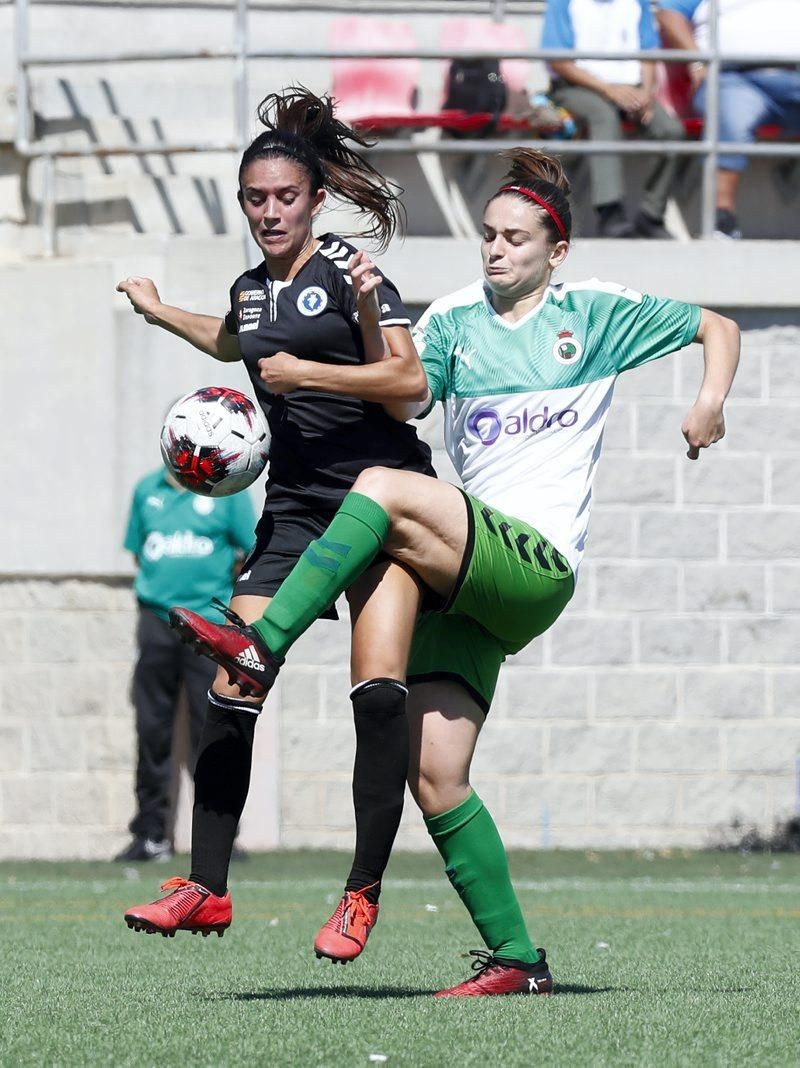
[114,836,174,863]
[597,205,635,238]
[433,949,553,998]
[714,209,742,240]
[634,210,673,239]
[168,602,283,699]
[124,877,231,937]
[314,884,380,963]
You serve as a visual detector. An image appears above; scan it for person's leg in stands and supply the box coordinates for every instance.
[635,100,685,236]
[696,70,769,235]
[549,83,632,236]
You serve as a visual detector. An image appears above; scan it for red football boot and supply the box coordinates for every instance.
[314,884,380,963]
[124,877,232,938]
[434,949,553,998]
[168,601,283,699]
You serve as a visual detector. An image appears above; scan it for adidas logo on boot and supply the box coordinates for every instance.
[235,645,265,672]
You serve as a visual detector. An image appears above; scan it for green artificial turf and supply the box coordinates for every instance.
[1,850,798,1066]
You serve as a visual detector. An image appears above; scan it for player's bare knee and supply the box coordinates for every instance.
[410,770,446,817]
[352,466,398,509]
[407,772,425,811]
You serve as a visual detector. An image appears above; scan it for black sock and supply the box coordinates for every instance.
[345,678,409,905]
[189,690,260,897]
[637,207,663,224]
[596,201,624,222]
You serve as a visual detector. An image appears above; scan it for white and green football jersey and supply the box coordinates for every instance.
[414,278,701,575]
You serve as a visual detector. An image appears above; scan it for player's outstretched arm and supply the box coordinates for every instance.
[115,276,241,363]
[681,307,741,460]
[257,335,428,406]
[257,252,428,407]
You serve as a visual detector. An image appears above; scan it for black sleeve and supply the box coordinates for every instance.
[334,265,411,329]
[374,273,412,328]
[224,281,238,335]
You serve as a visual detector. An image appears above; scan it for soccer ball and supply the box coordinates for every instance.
[160,386,270,497]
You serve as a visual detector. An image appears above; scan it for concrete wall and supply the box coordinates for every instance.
[1,240,799,857]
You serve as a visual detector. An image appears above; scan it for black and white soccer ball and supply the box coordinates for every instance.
[160,386,270,497]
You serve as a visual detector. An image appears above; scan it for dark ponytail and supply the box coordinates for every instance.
[490,148,572,244]
[239,86,404,251]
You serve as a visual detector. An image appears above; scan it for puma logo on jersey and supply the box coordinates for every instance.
[454,344,476,370]
[235,645,265,672]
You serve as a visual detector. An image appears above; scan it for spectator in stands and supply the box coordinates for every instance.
[114,465,255,862]
[657,0,800,239]
[542,0,685,237]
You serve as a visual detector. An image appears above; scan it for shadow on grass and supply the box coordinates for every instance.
[204,983,615,1001]
[556,984,617,995]
[205,986,431,1001]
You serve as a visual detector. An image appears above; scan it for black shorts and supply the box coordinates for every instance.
[232,509,340,618]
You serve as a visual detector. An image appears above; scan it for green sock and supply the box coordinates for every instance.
[251,492,390,657]
[425,791,539,965]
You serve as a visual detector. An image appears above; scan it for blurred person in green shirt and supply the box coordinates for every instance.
[115,466,255,862]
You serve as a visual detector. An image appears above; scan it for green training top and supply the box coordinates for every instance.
[124,467,256,621]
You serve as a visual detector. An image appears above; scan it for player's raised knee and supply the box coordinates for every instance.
[352,466,400,506]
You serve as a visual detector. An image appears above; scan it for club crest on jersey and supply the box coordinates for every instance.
[297,286,328,317]
[552,330,583,365]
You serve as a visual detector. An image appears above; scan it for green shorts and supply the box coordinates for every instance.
[407,492,574,714]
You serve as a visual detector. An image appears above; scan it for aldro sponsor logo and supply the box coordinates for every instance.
[467,404,578,446]
[143,531,214,561]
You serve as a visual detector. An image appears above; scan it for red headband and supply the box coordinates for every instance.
[499,184,568,242]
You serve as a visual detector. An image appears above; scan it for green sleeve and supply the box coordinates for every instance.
[123,485,144,555]
[605,293,702,374]
[228,490,257,554]
[412,311,453,416]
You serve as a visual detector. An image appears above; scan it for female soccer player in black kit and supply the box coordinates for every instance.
[119,88,433,941]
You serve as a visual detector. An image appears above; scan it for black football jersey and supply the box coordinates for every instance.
[225,234,434,512]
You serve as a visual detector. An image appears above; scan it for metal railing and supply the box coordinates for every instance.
[13,0,800,254]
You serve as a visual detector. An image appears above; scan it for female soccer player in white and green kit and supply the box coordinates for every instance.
[171,149,741,996]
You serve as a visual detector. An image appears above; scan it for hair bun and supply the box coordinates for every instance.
[500,149,570,195]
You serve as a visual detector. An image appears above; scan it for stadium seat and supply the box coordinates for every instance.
[329,16,568,140]
[657,62,704,138]
[438,18,531,98]
[329,18,420,127]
